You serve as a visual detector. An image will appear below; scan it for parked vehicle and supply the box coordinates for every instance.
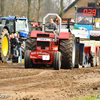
[0,16,29,58]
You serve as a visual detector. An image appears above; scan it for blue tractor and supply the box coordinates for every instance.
[0,16,29,61]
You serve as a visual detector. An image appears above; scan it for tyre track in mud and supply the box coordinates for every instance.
[0,63,100,100]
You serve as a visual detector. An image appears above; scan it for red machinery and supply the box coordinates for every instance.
[28,21,42,32]
[84,45,100,67]
[25,13,76,70]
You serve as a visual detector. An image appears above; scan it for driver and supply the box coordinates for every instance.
[47,18,58,31]
[79,16,90,24]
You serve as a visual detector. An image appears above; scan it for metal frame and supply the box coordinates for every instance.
[42,13,62,34]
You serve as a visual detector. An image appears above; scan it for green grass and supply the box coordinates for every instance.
[74,95,100,100]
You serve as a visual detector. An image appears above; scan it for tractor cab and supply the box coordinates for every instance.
[1,17,15,34]
[71,13,93,39]
[0,16,29,58]
[1,16,29,38]
[71,12,100,40]
[42,13,62,36]
[75,13,93,25]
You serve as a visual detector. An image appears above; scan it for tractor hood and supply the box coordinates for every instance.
[30,31,55,38]
[19,31,28,38]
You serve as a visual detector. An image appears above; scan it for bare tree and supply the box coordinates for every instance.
[4,0,28,17]
[27,0,31,21]
[0,0,74,21]
[60,0,64,17]
[37,0,43,21]
[1,0,4,17]
[53,0,61,14]
[42,0,58,20]
[95,0,98,7]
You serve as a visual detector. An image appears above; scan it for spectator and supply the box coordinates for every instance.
[14,33,18,40]
[85,54,89,64]
[16,34,22,63]
[10,33,17,56]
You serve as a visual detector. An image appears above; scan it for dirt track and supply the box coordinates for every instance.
[0,63,100,100]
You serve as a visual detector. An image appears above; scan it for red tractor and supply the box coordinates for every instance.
[24,13,76,70]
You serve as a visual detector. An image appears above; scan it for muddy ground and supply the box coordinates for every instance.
[0,63,100,100]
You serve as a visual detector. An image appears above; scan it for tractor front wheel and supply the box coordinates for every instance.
[24,50,32,68]
[0,28,10,62]
[53,51,61,70]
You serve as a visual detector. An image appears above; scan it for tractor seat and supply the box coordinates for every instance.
[45,28,54,33]
[45,30,54,33]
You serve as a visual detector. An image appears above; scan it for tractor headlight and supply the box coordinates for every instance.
[45,47,49,50]
[37,46,41,49]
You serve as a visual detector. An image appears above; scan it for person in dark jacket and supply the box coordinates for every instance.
[47,18,58,30]
[16,34,22,63]
[47,18,58,35]
[10,33,17,55]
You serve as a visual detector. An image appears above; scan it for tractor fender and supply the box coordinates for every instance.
[30,31,42,38]
[58,32,70,39]
[0,25,9,35]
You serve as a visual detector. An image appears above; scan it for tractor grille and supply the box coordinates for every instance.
[37,41,49,49]
[37,34,49,37]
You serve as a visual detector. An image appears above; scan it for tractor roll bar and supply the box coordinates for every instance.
[42,13,62,33]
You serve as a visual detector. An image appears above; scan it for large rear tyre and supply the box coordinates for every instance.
[24,50,32,68]
[53,51,61,70]
[59,34,76,69]
[26,32,36,51]
[0,28,10,62]
[25,32,36,68]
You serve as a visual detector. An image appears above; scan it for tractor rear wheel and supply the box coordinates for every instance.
[26,32,36,51]
[0,28,10,62]
[53,51,61,70]
[24,50,32,68]
[59,34,76,69]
